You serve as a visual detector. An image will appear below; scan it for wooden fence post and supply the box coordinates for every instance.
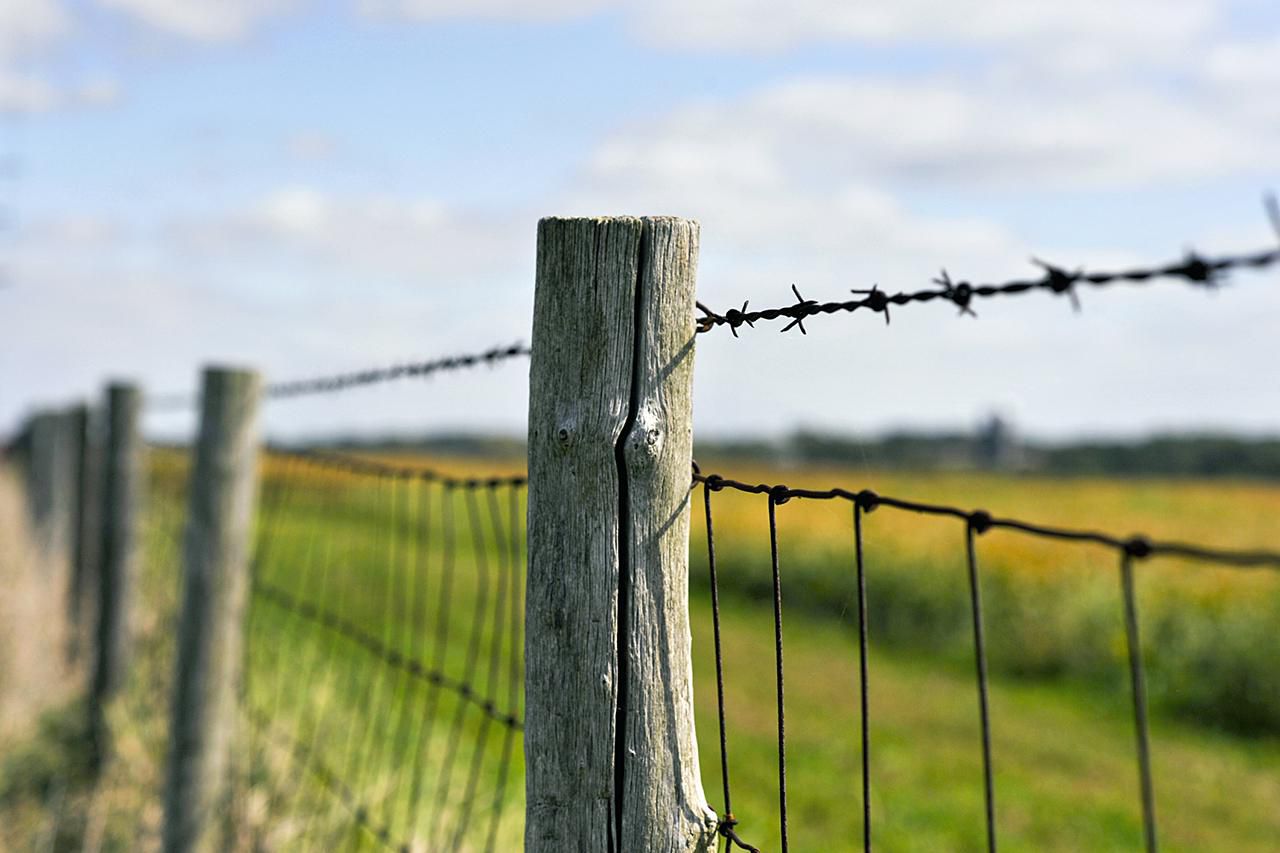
[163,367,261,853]
[67,403,96,663]
[526,217,716,852]
[90,384,143,767]
[27,410,75,560]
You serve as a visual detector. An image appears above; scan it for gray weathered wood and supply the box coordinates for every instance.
[66,403,96,663]
[93,386,142,699]
[90,385,143,767]
[619,218,717,851]
[526,216,715,853]
[27,410,75,560]
[163,368,261,853]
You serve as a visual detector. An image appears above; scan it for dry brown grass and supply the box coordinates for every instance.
[0,464,79,746]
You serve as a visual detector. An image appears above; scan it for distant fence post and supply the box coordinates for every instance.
[526,217,716,851]
[67,402,96,663]
[163,367,261,853]
[27,409,75,560]
[90,384,143,768]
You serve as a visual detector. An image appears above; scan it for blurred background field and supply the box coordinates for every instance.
[4,450,1278,851]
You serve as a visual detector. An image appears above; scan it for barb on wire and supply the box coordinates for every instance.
[695,208,1280,336]
[148,342,531,412]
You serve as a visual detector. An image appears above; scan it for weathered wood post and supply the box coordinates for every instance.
[526,217,716,852]
[67,402,96,663]
[90,384,143,767]
[163,367,261,853]
[27,409,75,559]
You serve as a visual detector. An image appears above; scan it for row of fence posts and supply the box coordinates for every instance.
[9,369,262,852]
[8,215,714,852]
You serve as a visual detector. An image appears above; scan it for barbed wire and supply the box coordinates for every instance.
[695,245,1280,336]
[696,198,1280,336]
[147,342,531,412]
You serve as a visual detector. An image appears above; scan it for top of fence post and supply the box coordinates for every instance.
[526,216,716,852]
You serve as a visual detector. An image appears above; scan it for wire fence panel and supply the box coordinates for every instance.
[689,468,1280,852]
[239,450,526,852]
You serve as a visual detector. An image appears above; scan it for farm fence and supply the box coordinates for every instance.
[4,209,1280,852]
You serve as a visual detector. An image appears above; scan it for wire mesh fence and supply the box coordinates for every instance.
[240,449,526,851]
[687,468,1280,852]
[3,213,1280,851]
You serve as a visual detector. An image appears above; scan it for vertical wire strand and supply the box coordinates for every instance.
[965,522,997,853]
[339,472,392,826]
[348,472,398,818]
[428,485,490,848]
[417,482,457,843]
[450,485,509,851]
[483,484,523,853]
[240,453,298,833]
[295,465,353,845]
[402,476,435,838]
[767,495,789,853]
[1120,550,1158,853]
[853,504,871,853]
[280,468,344,838]
[263,462,329,832]
[702,485,734,821]
[382,471,418,835]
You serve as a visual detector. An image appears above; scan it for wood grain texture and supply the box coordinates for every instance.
[526,216,641,852]
[163,368,261,853]
[526,216,713,852]
[620,218,717,852]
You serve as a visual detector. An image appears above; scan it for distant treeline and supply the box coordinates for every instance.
[699,429,1280,480]
[313,428,1280,480]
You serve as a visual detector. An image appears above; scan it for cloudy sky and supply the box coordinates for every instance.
[2,0,1278,443]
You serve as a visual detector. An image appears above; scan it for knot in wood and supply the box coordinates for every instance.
[625,411,663,466]
[554,417,576,451]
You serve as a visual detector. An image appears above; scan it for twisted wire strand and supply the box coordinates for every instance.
[147,343,531,411]
[695,241,1280,337]
[693,472,1280,570]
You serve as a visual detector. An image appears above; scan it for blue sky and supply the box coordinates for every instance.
[2,0,1278,443]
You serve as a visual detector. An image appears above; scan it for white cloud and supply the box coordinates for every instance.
[359,0,1233,61]
[0,0,70,62]
[96,0,299,41]
[0,72,58,112]
[0,71,122,112]
[357,0,604,22]
[633,0,1219,54]
[165,187,532,297]
[575,74,1277,194]
[1204,36,1280,87]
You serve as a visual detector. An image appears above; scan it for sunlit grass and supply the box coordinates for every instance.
[4,451,1279,850]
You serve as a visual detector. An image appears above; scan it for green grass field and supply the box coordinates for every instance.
[3,453,1279,851]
